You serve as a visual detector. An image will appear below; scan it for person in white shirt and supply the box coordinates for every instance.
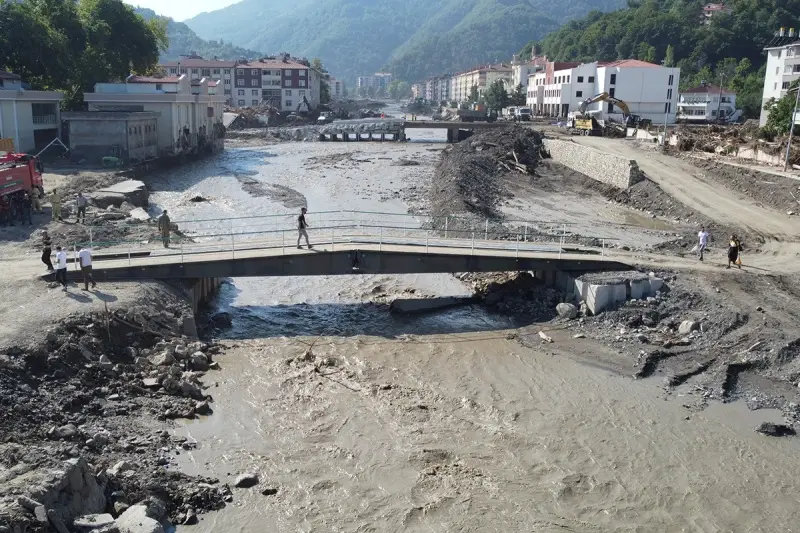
[54,246,68,290]
[78,246,96,291]
[697,226,709,261]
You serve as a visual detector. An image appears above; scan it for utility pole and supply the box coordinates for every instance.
[715,74,725,121]
[784,85,800,172]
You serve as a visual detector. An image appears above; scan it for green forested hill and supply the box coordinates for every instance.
[526,0,800,117]
[134,7,263,61]
[184,0,624,81]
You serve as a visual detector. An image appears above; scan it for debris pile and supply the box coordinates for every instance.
[0,291,233,531]
[430,127,547,233]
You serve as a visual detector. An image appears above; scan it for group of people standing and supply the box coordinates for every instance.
[41,230,96,292]
[697,227,743,269]
[0,191,41,227]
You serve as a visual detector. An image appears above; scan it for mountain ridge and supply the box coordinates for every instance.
[183,0,624,81]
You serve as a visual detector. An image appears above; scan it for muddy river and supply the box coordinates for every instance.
[147,108,800,532]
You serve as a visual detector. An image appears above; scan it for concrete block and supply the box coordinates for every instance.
[649,277,664,293]
[629,279,650,300]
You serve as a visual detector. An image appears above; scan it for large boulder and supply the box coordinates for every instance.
[114,505,163,533]
[678,320,700,335]
[556,303,578,320]
[89,180,149,209]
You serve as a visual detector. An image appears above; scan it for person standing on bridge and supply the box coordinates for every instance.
[297,207,312,249]
[157,210,171,248]
[78,246,96,291]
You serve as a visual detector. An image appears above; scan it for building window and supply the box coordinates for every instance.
[238,89,245,96]
[665,102,670,113]
[202,68,211,76]
[783,81,791,90]
[299,69,306,77]
[285,100,292,107]
[213,69,220,75]
[253,100,259,105]
[191,69,198,74]
[236,79,244,87]
[250,69,257,75]
[224,89,231,95]
[252,89,259,96]
[237,69,244,75]
[576,91,583,97]
[668,74,674,85]
[155,84,162,91]
[299,80,306,87]
[238,99,245,106]
[610,74,616,84]
[169,68,177,74]
[667,88,673,99]
[179,67,186,74]
[588,76,595,83]
[775,82,778,90]
[284,69,291,75]
[608,102,614,113]
[262,70,269,75]
[567,76,570,83]
[778,50,782,58]
[777,67,780,75]
[299,89,305,96]
[285,89,292,96]
[609,88,615,97]
[577,76,583,83]
[251,79,258,86]
[225,79,230,85]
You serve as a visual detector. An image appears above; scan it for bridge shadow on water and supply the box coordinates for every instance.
[204,283,536,339]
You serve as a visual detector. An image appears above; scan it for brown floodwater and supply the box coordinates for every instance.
[174,332,800,533]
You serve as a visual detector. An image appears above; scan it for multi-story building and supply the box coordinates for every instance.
[329,78,345,99]
[0,70,63,153]
[511,55,547,91]
[235,58,322,112]
[423,76,451,103]
[411,84,422,99]
[81,75,225,156]
[760,28,800,126]
[449,64,513,103]
[526,59,680,123]
[159,55,237,105]
[700,3,732,25]
[678,84,737,122]
[357,72,393,93]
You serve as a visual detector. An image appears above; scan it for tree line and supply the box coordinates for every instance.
[0,0,167,109]
[521,0,800,121]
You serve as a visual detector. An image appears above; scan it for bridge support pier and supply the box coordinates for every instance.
[447,128,456,143]
[189,277,222,314]
[381,133,385,142]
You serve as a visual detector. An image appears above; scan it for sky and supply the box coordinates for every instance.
[124,0,240,21]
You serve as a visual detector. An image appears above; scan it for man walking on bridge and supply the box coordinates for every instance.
[157,210,171,248]
[297,207,312,249]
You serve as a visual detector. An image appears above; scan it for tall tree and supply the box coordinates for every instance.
[484,80,509,111]
[0,0,166,109]
[510,83,526,106]
[664,44,675,67]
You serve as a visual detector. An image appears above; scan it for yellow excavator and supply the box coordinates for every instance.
[569,92,651,136]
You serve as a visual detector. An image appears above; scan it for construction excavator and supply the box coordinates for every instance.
[569,92,651,136]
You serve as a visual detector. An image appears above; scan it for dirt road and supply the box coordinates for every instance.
[567,135,800,271]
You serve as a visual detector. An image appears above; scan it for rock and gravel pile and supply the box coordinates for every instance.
[0,293,234,532]
[429,127,547,237]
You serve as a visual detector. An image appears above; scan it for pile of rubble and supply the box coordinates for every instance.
[0,293,236,532]
[429,127,547,236]
[673,124,756,154]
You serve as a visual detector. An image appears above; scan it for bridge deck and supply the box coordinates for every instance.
[61,240,630,281]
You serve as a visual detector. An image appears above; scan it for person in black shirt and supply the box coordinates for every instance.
[41,231,54,271]
[21,192,33,226]
[297,207,312,249]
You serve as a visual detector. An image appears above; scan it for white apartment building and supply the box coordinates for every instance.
[526,59,681,123]
[329,78,345,99]
[160,56,236,105]
[85,75,226,156]
[760,28,800,126]
[423,76,451,103]
[511,55,547,91]
[677,85,737,122]
[357,72,393,92]
[0,71,63,153]
[449,64,512,103]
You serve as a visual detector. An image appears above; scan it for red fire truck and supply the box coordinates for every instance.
[0,153,45,198]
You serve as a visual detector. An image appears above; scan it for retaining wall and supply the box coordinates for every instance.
[544,138,644,189]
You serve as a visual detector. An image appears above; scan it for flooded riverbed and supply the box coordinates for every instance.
[145,116,800,532]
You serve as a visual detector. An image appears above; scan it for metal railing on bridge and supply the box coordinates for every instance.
[71,210,625,269]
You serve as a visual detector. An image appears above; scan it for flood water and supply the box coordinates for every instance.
[146,106,800,532]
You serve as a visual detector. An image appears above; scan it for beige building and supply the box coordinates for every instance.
[0,71,63,154]
[83,75,226,157]
[159,56,237,105]
[449,64,513,103]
